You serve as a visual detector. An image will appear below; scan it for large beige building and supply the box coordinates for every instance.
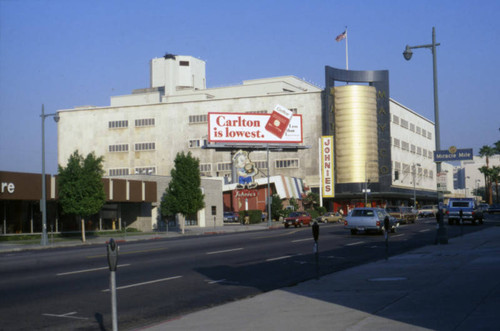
[57,55,438,211]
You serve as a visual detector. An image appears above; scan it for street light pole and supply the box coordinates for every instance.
[413,163,421,207]
[40,104,59,246]
[404,27,446,244]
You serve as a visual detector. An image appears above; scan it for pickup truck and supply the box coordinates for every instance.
[344,207,398,235]
[446,198,483,225]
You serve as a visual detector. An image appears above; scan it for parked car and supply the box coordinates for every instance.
[344,207,399,235]
[223,212,238,223]
[320,212,344,223]
[446,198,483,225]
[418,205,438,218]
[487,204,500,214]
[283,211,312,228]
[385,206,416,224]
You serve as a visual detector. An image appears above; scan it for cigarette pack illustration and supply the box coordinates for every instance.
[265,104,293,138]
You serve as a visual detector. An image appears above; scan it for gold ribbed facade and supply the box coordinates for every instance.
[334,85,379,183]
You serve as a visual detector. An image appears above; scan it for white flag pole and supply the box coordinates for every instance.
[345,27,349,70]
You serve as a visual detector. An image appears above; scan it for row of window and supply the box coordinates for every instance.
[393,115,432,140]
[188,108,298,125]
[393,138,434,159]
[393,162,433,179]
[109,118,155,129]
[108,167,156,176]
[108,143,155,152]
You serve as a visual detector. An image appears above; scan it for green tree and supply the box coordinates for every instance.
[479,145,495,204]
[289,197,299,211]
[302,192,319,210]
[270,194,283,221]
[161,152,204,233]
[491,166,500,204]
[58,151,106,242]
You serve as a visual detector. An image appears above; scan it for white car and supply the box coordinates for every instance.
[344,207,398,235]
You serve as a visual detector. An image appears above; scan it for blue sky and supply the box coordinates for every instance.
[1,0,499,174]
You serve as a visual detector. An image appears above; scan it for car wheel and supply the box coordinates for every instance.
[350,229,357,235]
[285,224,289,228]
[299,222,303,228]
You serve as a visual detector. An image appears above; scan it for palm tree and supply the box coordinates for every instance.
[492,166,500,204]
[479,145,495,204]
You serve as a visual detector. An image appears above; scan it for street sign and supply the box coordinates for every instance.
[434,147,473,162]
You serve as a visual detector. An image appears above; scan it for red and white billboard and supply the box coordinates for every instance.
[208,107,303,144]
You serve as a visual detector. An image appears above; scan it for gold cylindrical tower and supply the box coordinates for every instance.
[334,85,379,184]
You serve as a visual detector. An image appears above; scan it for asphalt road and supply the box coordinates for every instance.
[0,217,492,330]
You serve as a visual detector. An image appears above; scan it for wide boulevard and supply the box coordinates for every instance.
[0,217,492,330]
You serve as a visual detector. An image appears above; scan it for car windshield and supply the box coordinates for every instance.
[289,212,301,217]
[351,209,375,217]
[451,202,469,208]
[386,207,399,212]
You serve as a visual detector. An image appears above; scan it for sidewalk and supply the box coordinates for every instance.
[139,226,500,331]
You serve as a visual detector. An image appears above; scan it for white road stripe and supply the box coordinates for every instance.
[392,234,405,238]
[292,238,311,243]
[266,255,292,262]
[42,312,88,320]
[419,229,431,232]
[56,264,130,276]
[206,248,243,255]
[102,275,182,292]
[346,241,365,246]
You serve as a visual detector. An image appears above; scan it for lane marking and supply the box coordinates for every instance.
[42,312,88,320]
[392,234,405,238]
[56,264,130,276]
[292,238,311,243]
[419,229,431,233]
[206,248,243,255]
[102,275,182,292]
[266,255,292,262]
[253,229,300,239]
[87,247,168,259]
[346,241,365,246]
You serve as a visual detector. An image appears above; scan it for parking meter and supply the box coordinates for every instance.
[312,221,319,242]
[107,238,119,272]
[384,216,390,232]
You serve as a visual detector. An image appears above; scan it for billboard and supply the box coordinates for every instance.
[434,147,473,162]
[321,136,334,198]
[208,107,303,144]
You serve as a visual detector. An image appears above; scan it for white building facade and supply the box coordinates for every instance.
[57,55,439,213]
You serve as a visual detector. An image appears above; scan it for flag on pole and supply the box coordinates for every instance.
[335,30,347,42]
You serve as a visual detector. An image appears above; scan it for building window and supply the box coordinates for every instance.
[427,131,432,139]
[109,168,129,176]
[424,169,428,177]
[429,170,433,179]
[135,167,156,175]
[288,108,298,114]
[189,139,207,148]
[246,110,268,114]
[411,144,416,153]
[400,119,409,129]
[402,141,409,151]
[275,159,299,169]
[189,114,208,124]
[410,123,415,132]
[200,164,212,172]
[135,118,155,127]
[217,163,232,171]
[108,144,129,152]
[135,142,156,151]
[109,120,128,129]
[428,150,433,159]
[393,138,400,148]
[403,163,410,174]
[423,148,428,158]
[253,160,268,169]
[394,161,401,171]
[179,61,189,66]
[416,126,422,134]
[422,128,427,137]
[393,115,400,125]
[417,147,422,155]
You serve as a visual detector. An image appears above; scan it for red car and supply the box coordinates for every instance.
[283,211,312,228]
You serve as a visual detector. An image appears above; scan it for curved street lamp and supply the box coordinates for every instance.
[41,104,60,246]
[403,27,446,243]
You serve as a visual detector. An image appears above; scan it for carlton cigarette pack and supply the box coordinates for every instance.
[265,104,293,138]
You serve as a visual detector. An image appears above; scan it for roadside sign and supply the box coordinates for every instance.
[434,147,473,162]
